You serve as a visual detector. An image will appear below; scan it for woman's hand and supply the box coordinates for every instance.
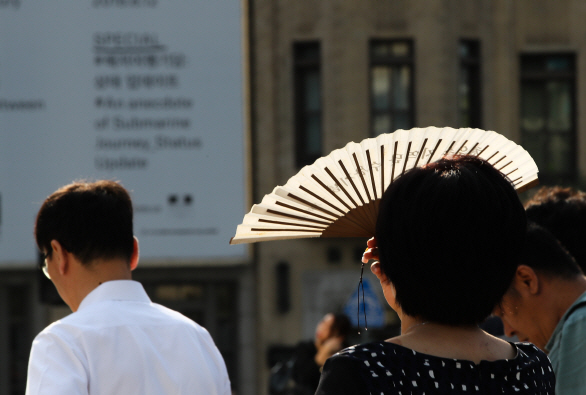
[363,237,390,287]
[362,237,379,263]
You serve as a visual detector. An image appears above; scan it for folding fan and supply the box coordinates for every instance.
[230,127,539,245]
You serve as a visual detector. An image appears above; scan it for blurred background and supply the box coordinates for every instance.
[0,1,583,394]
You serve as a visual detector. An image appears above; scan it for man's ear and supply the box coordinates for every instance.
[129,237,139,271]
[513,264,540,296]
[50,240,70,275]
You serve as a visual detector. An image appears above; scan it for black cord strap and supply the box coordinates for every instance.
[357,262,368,334]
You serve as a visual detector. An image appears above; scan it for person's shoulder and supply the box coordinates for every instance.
[47,300,209,337]
[332,341,395,362]
[513,342,556,389]
[514,342,554,373]
[31,317,85,353]
[551,302,586,354]
[319,341,405,395]
[37,311,85,338]
[318,346,372,395]
[149,303,213,334]
[339,341,402,354]
[150,302,199,324]
[515,342,548,359]
[562,297,586,327]
[322,344,372,374]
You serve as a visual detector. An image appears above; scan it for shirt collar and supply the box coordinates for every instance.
[78,280,151,311]
[545,289,586,353]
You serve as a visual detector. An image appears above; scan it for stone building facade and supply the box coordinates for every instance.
[248,0,586,393]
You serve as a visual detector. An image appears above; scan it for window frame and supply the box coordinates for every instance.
[520,53,577,183]
[293,41,322,168]
[458,39,482,128]
[369,39,415,136]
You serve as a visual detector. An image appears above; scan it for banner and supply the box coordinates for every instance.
[0,1,247,264]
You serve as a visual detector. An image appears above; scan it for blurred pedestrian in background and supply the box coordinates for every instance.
[269,312,350,395]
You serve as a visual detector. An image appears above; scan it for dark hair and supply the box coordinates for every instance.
[525,186,586,273]
[330,313,351,340]
[520,222,582,278]
[375,156,526,326]
[35,180,134,264]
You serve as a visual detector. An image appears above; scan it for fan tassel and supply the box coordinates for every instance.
[357,262,368,334]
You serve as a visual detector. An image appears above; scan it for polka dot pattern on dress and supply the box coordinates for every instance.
[332,341,555,394]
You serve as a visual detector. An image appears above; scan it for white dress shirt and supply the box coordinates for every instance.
[26,280,231,395]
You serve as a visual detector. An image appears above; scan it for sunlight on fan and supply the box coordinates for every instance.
[230,127,539,245]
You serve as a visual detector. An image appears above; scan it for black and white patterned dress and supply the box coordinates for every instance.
[315,341,555,395]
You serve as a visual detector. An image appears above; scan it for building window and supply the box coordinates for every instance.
[459,40,481,128]
[294,42,322,168]
[520,54,576,183]
[370,40,414,136]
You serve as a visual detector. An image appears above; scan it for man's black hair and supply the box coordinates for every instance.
[520,222,582,278]
[35,180,134,264]
[525,186,586,273]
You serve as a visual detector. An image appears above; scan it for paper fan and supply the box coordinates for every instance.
[230,127,539,245]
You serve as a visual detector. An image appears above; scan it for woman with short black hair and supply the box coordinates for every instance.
[315,156,555,395]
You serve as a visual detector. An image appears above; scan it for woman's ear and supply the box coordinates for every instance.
[370,261,389,284]
[371,261,399,311]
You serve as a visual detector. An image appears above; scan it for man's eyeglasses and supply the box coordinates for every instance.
[39,251,51,279]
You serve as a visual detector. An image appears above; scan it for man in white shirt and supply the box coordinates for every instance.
[26,180,231,395]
